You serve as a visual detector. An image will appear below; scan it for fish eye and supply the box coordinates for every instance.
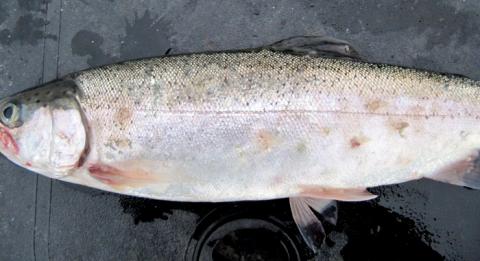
[3,105,13,119]
[1,102,21,128]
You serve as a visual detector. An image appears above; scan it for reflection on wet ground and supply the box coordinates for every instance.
[119,188,443,261]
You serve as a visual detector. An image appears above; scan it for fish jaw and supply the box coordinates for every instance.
[0,125,19,157]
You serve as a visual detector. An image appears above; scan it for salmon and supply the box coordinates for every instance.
[1,36,479,251]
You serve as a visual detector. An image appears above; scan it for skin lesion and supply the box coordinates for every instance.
[350,138,361,148]
[365,99,388,112]
[390,121,410,137]
[55,131,76,146]
[408,105,426,115]
[349,134,369,149]
[106,137,132,150]
[256,129,278,152]
[319,127,331,137]
[0,127,19,155]
[296,142,307,153]
[395,155,413,166]
[235,145,248,163]
[115,107,133,129]
[460,130,470,140]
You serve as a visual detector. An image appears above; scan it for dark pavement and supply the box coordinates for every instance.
[1,1,479,260]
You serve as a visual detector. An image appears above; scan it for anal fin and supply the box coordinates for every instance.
[428,150,480,190]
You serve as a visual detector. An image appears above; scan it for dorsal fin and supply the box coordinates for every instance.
[267,36,362,60]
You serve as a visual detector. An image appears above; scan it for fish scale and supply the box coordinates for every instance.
[62,47,478,196]
[1,36,479,251]
[76,50,480,116]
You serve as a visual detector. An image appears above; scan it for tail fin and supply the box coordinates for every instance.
[427,151,480,189]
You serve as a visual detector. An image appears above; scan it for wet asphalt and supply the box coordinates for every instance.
[0,1,480,260]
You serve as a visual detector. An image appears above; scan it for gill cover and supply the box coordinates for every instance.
[0,79,87,178]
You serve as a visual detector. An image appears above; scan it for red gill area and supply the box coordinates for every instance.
[0,127,19,155]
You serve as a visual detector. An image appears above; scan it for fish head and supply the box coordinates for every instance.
[0,80,87,179]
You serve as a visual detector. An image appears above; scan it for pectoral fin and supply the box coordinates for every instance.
[88,162,161,189]
[290,186,375,251]
[304,198,338,225]
[289,197,334,252]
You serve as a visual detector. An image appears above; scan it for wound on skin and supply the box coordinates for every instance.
[319,127,331,136]
[350,138,361,148]
[88,163,156,188]
[0,127,19,154]
[297,142,307,153]
[257,130,276,151]
[115,107,133,128]
[349,135,369,149]
[391,121,409,137]
[365,99,387,112]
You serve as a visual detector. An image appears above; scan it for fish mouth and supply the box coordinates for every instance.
[0,124,38,173]
[0,125,19,156]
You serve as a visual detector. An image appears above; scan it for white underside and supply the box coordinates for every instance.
[61,110,480,202]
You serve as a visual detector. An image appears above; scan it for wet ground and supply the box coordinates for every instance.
[1,0,480,260]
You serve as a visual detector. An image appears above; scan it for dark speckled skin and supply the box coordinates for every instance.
[1,0,479,260]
